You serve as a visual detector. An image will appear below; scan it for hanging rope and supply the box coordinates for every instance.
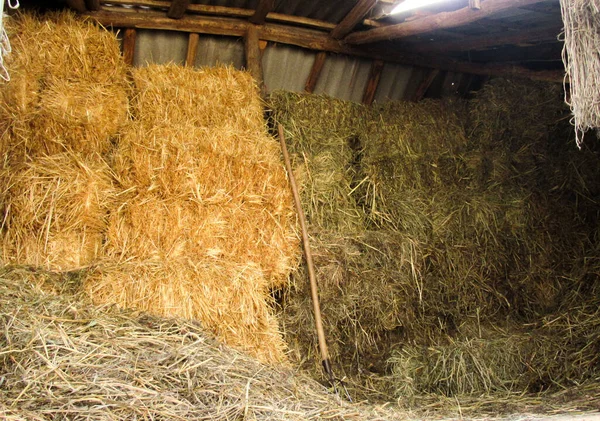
[560,0,600,147]
[0,0,20,82]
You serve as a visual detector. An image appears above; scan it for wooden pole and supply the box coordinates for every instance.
[185,33,200,66]
[249,0,275,25]
[277,124,334,382]
[245,25,264,93]
[122,28,137,66]
[412,68,439,101]
[305,52,327,93]
[167,0,191,19]
[362,59,384,105]
[330,0,378,40]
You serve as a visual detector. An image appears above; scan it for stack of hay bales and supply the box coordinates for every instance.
[270,80,600,404]
[0,12,128,270]
[86,65,299,364]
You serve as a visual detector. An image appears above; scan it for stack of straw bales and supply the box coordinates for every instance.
[270,81,600,405]
[0,12,127,270]
[86,64,299,364]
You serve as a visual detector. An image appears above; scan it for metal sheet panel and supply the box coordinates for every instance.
[194,35,245,69]
[133,29,188,66]
[314,54,371,102]
[374,62,413,102]
[262,44,315,93]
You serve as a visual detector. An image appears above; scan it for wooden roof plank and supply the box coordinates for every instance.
[249,0,275,25]
[344,0,550,44]
[331,0,378,39]
[88,8,564,82]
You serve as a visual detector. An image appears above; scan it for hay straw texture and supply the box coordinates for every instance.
[270,82,600,407]
[0,11,129,159]
[0,266,406,421]
[87,64,299,364]
[0,153,116,270]
[269,93,369,232]
[560,0,600,145]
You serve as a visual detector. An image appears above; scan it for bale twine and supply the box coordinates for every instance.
[0,153,116,270]
[560,0,600,145]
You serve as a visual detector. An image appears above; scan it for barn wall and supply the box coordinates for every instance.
[119,29,461,103]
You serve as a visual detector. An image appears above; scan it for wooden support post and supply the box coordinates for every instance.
[345,0,548,44]
[65,0,87,13]
[167,0,191,19]
[362,59,384,105]
[84,0,100,11]
[412,68,439,102]
[185,32,200,66]
[122,28,137,66]
[245,25,264,93]
[305,51,327,93]
[331,0,378,40]
[250,0,275,25]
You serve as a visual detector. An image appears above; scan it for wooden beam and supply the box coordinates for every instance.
[407,25,561,53]
[89,9,564,83]
[305,51,327,93]
[344,0,549,44]
[66,0,87,13]
[245,24,264,92]
[122,28,137,66]
[103,0,336,30]
[330,0,378,40]
[185,32,199,66]
[249,0,275,25]
[412,68,439,101]
[362,59,384,105]
[85,0,100,11]
[167,0,191,19]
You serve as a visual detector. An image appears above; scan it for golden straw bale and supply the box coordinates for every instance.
[131,64,264,133]
[0,11,129,159]
[0,153,116,270]
[24,78,129,156]
[84,260,287,364]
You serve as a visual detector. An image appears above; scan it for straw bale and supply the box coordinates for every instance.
[0,153,115,270]
[85,260,285,364]
[268,91,368,232]
[0,266,407,420]
[0,11,129,159]
[131,64,265,134]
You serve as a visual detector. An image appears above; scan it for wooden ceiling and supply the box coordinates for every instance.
[58,0,565,86]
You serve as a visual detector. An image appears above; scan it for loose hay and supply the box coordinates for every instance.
[0,266,406,421]
[560,0,600,145]
[0,153,116,270]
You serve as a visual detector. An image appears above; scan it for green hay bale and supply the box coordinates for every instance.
[268,91,369,232]
[280,230,425,376]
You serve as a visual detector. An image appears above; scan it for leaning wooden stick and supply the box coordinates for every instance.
[277,123,335,384]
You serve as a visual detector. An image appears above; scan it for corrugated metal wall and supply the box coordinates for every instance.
[124,30,427,103]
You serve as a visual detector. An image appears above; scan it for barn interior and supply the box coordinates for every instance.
[1,0,599,420]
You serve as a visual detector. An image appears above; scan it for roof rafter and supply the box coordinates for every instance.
[331,0,378,39]
[87,8,564,82]
[344,0,550,45]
